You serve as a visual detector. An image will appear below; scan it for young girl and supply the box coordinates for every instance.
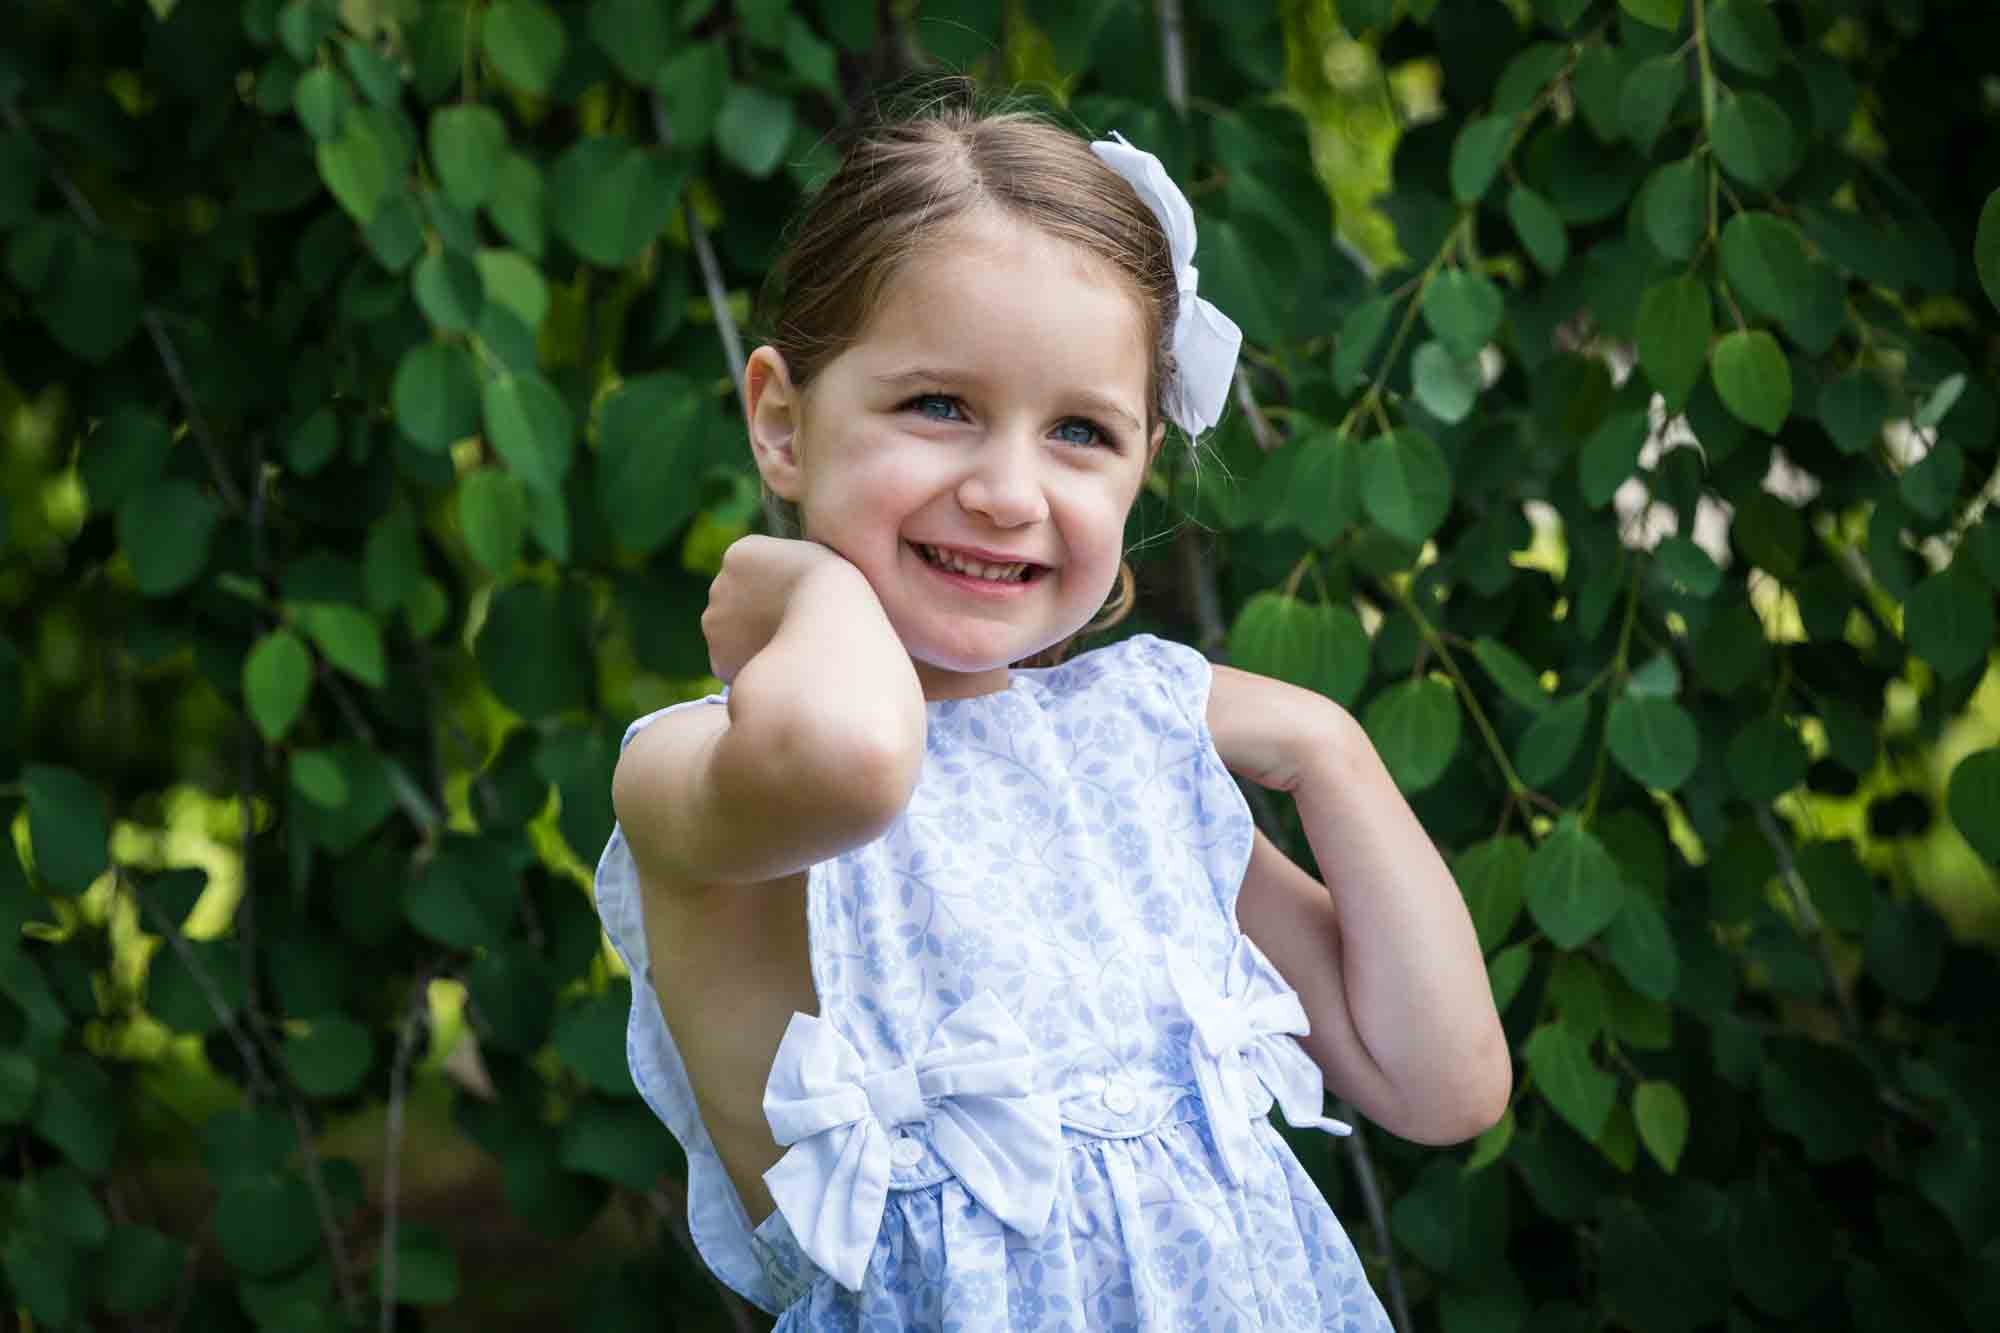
[596,99,1509,1330]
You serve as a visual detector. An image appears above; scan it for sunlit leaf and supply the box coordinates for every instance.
[1633,1080,1690,1172]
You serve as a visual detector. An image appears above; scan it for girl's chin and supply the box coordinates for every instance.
[905,631,1065,678]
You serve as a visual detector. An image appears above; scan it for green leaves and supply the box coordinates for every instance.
[1507,185,1568,273]
[459,469,528,575]
[1362,430,1452,544]
[1636,275,1711,409]
[298,604,387,689]
[1450,115,1514,204]
[405,836,518,950]
[281,1015,374,1096]
[1227,592,1371,706]
[1333,295,1396,392]
[1421,270,1503,361]
[1454,835,1529,952]
[215,1172,322,1276]
[1516,692,1592,787]
[716,85,796,178]
[588,0,675,84]
[1904,565,1994,679]
[245,630,313,743]
[117,481,220,597]
[482,372,576,493]
[550,137,686,266]
[1637,157,1704,261]
[1620,0,1685,29]
[1471,638,1550,713]
[1727,715,1808,800]
[1411,341,1481,424]
[1977,188,2000,312]
[478,581,594,718]
[596,373,706,556]
[380,1224,460,1306]
[413,249,484,331]
[429,105,507,210]
[392,342,482,450]
[1947,749,2000,864]
[1362,677,1461,793]
[1524,817,1626,949]
[1633,1081,1690,1172]
[1526,1020,1616,1140]
[8,222,142,361]
[1709,0,1783,77]
[1818,371,1888,454]
[1712,92,1797,190]
[1607,694,1700,790]
[482,1,566,95]
[15,7,2000,1329]
[1620,54,1686,152]
[1719,212,1809,328]
[1710,328,1790,433]
[314,105,402,224]
[24,765,110,894]
[1579,409,1648,507]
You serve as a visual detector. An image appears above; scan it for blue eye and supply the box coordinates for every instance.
[907,394,963,421]
[1054,419,1109,448]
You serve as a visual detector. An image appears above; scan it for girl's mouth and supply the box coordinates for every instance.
[910,542,1047,585]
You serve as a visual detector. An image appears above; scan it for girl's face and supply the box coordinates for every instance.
[748,210,1162,699]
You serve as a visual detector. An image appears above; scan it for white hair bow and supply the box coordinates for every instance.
[1090,131,1244,437]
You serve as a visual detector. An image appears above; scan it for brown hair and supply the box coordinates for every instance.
[750,86,1181,660]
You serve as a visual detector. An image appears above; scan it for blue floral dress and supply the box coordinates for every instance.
[595,634,1395,1331]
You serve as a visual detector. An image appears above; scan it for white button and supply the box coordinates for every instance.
[1102,1081,1138,1115]
[891,1135,924,1167]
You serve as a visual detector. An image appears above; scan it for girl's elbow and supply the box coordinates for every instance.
[1395,1043,1513,1145]
[1444,1041,1514,1142]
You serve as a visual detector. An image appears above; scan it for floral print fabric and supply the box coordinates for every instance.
[595,633,1393,1330]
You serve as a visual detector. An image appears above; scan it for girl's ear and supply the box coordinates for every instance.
[1146,421,1167,466]
[745,345,805,500]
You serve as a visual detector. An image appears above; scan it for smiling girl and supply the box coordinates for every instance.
[595,94,1508,1330]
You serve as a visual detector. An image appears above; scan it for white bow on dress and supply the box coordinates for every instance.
[761,990,1064,1291]
[1168,934,1354,1186]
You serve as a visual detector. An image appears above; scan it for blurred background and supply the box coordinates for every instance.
[4,0,2000,1329]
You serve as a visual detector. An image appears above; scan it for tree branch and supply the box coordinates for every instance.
[1157,0,1189,112]
[233,730,363,1317]
[1753,806,1863,1036]
[648,1181,760,1333]
[379,966,441,1333]
[0,98,249,516]
[1342,1119,1415,1333]
[650,93,746,400]
[1152,5,1411,1326]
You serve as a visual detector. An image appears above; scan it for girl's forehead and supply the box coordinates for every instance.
[850,215,1152,394]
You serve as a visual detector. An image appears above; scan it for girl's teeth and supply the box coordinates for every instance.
[922,545,1027,582]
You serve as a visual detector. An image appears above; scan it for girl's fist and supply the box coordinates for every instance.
[700,535,859,682]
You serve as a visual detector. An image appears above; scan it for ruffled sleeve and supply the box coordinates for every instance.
[592,693,792,1315]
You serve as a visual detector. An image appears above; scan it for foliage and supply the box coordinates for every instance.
[3,0,2000,1330]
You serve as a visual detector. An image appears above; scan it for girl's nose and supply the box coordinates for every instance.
[956,435,1050,528]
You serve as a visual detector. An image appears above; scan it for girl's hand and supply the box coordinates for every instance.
[1206,665,1348,793]
[701,535,867,683]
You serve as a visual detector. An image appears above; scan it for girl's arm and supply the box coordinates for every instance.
[1207,665,1511,1145]
[613,536,928,891]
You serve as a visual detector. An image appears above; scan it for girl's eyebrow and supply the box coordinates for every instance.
[871,367,1143,436]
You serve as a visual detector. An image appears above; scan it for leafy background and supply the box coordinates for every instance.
[4,0,2000,1329]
